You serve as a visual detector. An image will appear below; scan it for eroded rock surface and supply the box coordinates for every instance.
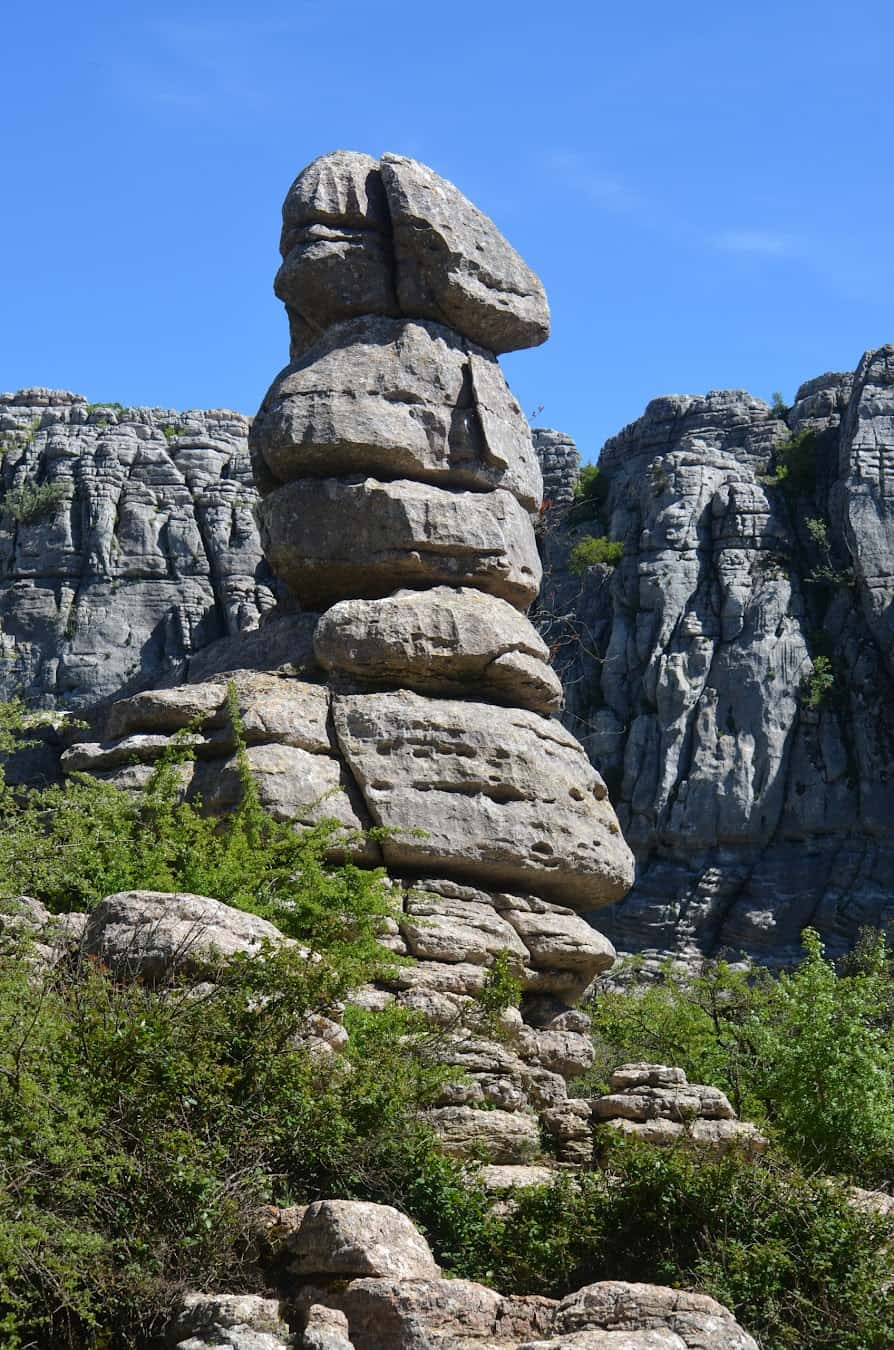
[0,389,272,709]
[534,348,894,967]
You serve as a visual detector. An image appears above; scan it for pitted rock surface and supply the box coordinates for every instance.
[0,390,272,708]
[313,588,562,713]
[258,477,542,612]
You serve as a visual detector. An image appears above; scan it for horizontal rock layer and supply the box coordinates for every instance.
[313,587,562,713]
[257,476,542,611]
[251,316,542,509]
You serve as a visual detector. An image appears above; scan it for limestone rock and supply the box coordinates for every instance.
[289,1200,440,1281]
[603,1116,769,1159]
[380,153,550,353]
[478,1164,556,1192]
[331,690,634,908]
[300,1305,354,1350]
[258,477,542,612]
[608,1064,687,1092]
[534,354,894,967]
[168,1293,292,1350]
[251,318,542,509]
[313,587,562,714]
[0,390,272,709]
[81,890,291,981]
[426,1105,540,1163]
[398,887,529,967]
[551,1282,758,1350]
[500,902,616,982]
[592,1085,736,1123]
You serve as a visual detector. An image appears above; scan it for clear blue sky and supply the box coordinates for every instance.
[3,1,892,461]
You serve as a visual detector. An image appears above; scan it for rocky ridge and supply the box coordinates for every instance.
[536,350,894,968]
[0,389,273,708]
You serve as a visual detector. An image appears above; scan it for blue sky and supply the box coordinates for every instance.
[3,0,892,461]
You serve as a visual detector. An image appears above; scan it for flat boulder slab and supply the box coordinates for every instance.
[331,691,635,909]
[380,152,551,353]
[82,890,291,981]
[399,886,529,968]
[258,477,542,612]
[289,1200,440,1281]
[497,897,616,986]
[603,1116,769,1161]
[550,1282,759,1350]
[608,1064,688,1093]
[251,318,542,510]
[314,587,562,714]
[275,150,398,359]
[592,1084,736,1123]
[425,1105,541,1163]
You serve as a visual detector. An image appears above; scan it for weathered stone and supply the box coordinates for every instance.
[608,1064,688,1092]
[257,477,542,612]
[331,691,634,908]
[314,587,561,713]
[602,1116,769,1159]
[501,904,616,981]
[426,1105,540,1163]
[592,1085,736,1122]
[552,1281,759,1350]
[301,1305,355,1350]
[478,1164,556,1192]
[168,1293,291,1350]
[81,890,291,981]
[380,153,550,353]
[399,887,529,967]
[0,391,272,710]
[289,1200,440,1281]
[251,318,542,509]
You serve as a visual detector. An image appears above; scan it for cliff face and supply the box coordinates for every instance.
[0,389,274,707]
[535,346,894,968]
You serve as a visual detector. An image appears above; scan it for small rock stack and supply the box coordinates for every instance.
[593,1064,769,1159]
[63,151,636,1162]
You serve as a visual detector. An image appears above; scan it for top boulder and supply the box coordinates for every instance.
[274,150,550,356]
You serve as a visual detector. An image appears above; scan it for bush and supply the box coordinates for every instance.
[585,931,894,1185]
[2,479,68,524]
[759,428,818,497]
[568,535,623,573]
[804,654,835,709]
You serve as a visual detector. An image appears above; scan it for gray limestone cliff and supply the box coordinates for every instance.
[534,347,894,968]
[0,388,274,708]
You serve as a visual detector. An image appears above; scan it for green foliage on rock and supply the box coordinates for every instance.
[568,534,624,573]
[759,428,819,496]
[586,930,894,1185]
[2,478,68,524]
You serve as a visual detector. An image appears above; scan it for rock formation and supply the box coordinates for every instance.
[535,349,894,969]
[0,389,273,708]
[170,1200,759,1349]
[61,150,635,1161]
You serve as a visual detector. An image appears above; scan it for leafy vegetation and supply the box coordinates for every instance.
[803,653,836,709]
[568,534,624,573]
[0,698,893,1348]
[584,931,894,1184]
[2,478,68,524]
[758,428,819,496]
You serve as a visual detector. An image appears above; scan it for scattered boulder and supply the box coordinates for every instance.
[81,890,292,981]
[289,1201,440,1282]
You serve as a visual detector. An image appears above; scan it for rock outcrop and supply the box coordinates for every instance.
[171,1199,759,1349]
[0,390,273,708]
[535,347,894,968]
[60,150,635,1162]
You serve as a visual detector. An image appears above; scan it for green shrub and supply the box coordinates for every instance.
[2,479,68,524]
[586,930,894,1185]
[568,535,623,573]
[759,428,818,496]
[804,654,835,709]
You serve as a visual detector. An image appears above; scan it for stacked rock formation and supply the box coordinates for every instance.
[592,1064,768,1159]
[62,151,635,1162]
